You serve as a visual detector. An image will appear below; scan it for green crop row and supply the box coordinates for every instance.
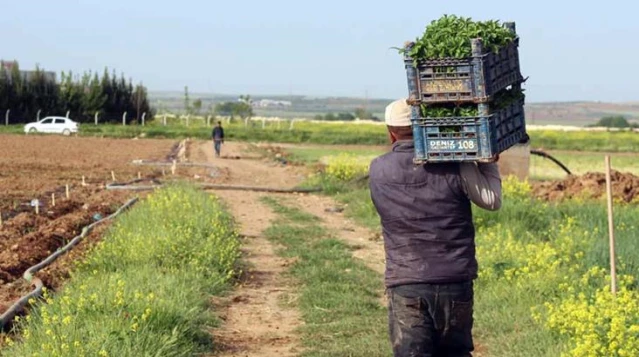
[1,184,241,357]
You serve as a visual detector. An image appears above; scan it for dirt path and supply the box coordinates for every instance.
[195,142,304,357]
[191,140,388,354]
[208,190,303,357]
[193,140,386,275]
[190,140,493,356]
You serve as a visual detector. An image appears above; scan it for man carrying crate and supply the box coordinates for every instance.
[369,98,502,357]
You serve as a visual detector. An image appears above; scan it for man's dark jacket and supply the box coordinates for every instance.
[212,126,224,141]
[369,141,476,288]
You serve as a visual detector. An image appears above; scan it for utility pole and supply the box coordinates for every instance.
[364,89,369,116]
[136,82,142,123]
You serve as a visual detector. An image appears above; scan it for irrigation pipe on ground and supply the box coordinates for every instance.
[106,180,323,194]
[0,197,139,330]
[107,176,323,194]
[131,160,219,169]
[530,149,572,175]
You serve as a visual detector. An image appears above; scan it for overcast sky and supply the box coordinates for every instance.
[3,1,637,102]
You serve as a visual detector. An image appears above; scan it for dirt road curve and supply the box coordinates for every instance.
[191,141,386,356]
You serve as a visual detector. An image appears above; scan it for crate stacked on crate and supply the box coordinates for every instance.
[401,15,529,164]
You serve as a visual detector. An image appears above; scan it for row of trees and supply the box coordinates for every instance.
[590,115,639,128]
[182,88,254,122]
[314,108,380,121]
[183,89,381,123]
[0,62,153,124]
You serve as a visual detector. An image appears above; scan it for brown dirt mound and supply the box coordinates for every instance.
[532,171,639,203]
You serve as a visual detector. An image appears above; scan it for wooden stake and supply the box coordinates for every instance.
[51,193,56,207]
[605,155,617,295]
[171,160,176,175]
[0,212,3,227]
[35,200,39,215]
[82,176,86,186]
[111,171,116,181]
[65,184,70,199]
[138,172,141,179]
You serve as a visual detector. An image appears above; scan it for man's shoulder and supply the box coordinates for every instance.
[369,150,409,182]
[369,151,393,170]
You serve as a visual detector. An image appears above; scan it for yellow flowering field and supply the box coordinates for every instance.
[324,153,374,181]
[1,183,241,357]
[316,154,639,357]
[466,177,639,356]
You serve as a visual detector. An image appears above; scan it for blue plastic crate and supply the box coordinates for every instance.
[410,99,527,163]
[404,23,524,104]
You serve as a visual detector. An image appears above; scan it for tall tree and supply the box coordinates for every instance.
[0,61,154,123]
[0,65,9,111]
[192,99,202,115]
[58,71,83,118]
[83,72,107,119]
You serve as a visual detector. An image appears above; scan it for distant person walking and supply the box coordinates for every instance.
[212,121,225,158]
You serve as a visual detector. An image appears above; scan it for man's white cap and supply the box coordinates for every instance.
[384,98,412,127]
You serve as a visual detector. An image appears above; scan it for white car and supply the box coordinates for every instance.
[24,117,79,136]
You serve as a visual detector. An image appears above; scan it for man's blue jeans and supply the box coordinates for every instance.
[213,140,222,157]
[387,281,474,357]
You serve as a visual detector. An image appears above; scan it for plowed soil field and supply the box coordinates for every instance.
[0,134,211,321]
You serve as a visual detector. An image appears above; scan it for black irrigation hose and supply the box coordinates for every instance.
[530,149,572,175]
[131,160,219,169]
[106,172,324,194]
[199,184,323,193]
[0,197,139,330]
[106,180,323,194]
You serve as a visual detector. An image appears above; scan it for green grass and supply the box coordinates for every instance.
[529,129,639,152]
[260,196,319,224]
[284,147,385,164]
[1,184,241,357]
[0,125,26,135]
[260,197,391,357]
[0,120,389,145]
[3,122,639,152]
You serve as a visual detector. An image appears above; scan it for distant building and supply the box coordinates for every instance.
[252,99,293,108]
[1,60,57,83]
